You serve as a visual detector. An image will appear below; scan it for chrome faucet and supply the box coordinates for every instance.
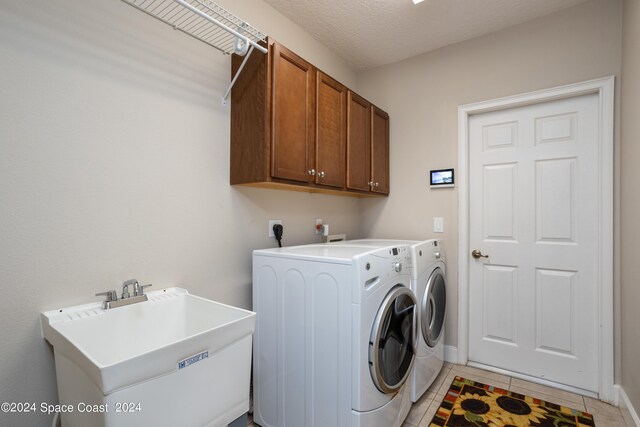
[96,279,152,310]
[122,279,139,299]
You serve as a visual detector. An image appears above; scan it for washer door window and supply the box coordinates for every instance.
[370,286,417,394]
[422,267,446,347]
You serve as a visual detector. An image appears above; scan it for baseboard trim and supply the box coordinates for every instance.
[444,345,457,364]
[619,385,640,427]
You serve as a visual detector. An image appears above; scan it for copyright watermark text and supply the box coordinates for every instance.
[2,402,141,414]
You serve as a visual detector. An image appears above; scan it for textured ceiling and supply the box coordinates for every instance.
[262,0,589,70]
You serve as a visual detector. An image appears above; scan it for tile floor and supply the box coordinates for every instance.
[402,363,628,427]
[247,363,628,426]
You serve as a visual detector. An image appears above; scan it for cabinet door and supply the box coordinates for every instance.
[346,92,371,192]
[315,72,346,188]
[271,43,315,183]
[371,106,390,194]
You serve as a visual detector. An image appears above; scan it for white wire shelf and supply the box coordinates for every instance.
[121,0,267,55]
[121,0,268,105]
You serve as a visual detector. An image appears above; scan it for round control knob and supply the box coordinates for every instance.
[435,251,441,259]
[394,262,402,272]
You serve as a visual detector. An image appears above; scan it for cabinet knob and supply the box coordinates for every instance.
[308,169,316,176]
[375,182,379,187]
[319,171,325,178]
[368,181,373,187]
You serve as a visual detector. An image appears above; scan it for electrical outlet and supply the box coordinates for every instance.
[315,218,323,235]
[268,220,283,237]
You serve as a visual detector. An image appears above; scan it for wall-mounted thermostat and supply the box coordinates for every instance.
[430,168,454,188]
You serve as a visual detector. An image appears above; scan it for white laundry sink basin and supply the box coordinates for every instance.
[41,287,256,427]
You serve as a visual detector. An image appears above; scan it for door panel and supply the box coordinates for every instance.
[371,106,389,194]
[483,164,517,241]
[271,43,315,182]
[535,268,577,357]
[482,265,518,345]
[346,92,371,191]
[535,158,577,242]
[468,94,599,392]
[316,72,346,188]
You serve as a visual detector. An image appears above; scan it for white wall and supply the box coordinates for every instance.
[621,0,640,415]
[357,0,622,352]
[0,0,362,425]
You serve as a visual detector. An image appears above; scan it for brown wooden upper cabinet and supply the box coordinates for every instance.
[347,93,390,195]
[230,38,388,196]
[346,91,371,192]
[271,43,315,183]
[315,71,347,189]
[371,106,390,194]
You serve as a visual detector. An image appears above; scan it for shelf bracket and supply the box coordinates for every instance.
[222,44,256,106]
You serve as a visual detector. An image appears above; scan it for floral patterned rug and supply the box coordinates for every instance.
[429,376,595,427]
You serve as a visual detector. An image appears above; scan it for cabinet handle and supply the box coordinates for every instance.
[308,169,316,176]
[368,181,373,187]
[375,182,379,187]
[319,171,325,178]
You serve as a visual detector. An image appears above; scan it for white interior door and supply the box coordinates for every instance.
[468,93,600,392]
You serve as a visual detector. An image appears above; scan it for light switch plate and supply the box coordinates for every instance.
[434,217,444,233]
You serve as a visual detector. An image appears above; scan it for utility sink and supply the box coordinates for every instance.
[41,287,256,427]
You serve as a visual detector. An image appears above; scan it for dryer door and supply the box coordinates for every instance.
[421,267,446,347]
[369,286,417,394]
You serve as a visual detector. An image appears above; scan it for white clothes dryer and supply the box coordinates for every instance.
[411,240,446,401]
[252,244,417,427]
[333,239,446,403]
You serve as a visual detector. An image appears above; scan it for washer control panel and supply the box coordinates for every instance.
[387,246,411,272]
[356,245,412,301]
[360,245,412,274]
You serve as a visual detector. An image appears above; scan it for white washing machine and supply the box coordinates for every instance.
[252,244,417,427]
[333,239,446,402]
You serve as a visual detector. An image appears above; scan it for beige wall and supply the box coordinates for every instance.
[0,0,632,423]
[357,0,622,353]
[621,0,640,413]
[0,0,362,425]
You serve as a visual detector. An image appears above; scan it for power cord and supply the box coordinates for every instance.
[273,224,284,247]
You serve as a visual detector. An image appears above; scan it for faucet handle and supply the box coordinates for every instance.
[139,284,152,295]
[122,279,139,299]
[95,290,118,302]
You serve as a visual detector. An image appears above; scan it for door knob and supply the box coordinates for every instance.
[471,250,489,259]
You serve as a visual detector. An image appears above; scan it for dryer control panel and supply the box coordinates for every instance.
[414,239,444,276]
